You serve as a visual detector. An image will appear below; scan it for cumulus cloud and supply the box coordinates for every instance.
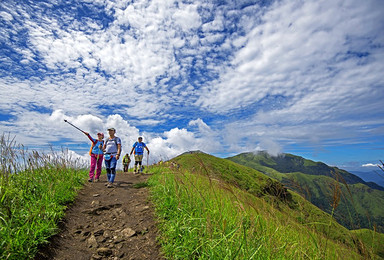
[362,163,378,167]
[198,0,384,114]
[255,139,283,157]
[0,0,383,168]
[196,0,384,149]
[6,109,222,166]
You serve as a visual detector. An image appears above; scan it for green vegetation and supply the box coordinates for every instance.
[133,181,149,188]
[148,153,383,259]
[351,229,384,258]
[228,152,384,232]
[0,135,88,259]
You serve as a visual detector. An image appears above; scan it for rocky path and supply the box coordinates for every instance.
[36,172,164,260]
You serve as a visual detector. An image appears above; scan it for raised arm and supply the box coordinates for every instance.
[84,132,96,144]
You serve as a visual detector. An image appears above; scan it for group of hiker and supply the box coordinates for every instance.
[84,128,149,188]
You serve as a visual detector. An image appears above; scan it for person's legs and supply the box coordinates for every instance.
[95,154,103,180]
[109,157,117,183]
[138,155,143,173]
[134,155,143,173]
[134,155,139,172]
[89,154,97,181]
[105,158,111,182]
[138,161,142,173]
[134,161,138,172]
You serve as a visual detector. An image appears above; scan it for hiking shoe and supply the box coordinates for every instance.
[88,179,93,182]
[107,183,113,188]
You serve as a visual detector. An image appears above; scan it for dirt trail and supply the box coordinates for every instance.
[36,172,164,260]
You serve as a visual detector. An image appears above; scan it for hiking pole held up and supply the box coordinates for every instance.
[63,119,86,134]
[146,151,149,173]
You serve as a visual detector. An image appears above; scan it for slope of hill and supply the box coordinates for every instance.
[148,152,384,259]
[228,151,383,190]
[227,152,384,232]
[351,171,384,188]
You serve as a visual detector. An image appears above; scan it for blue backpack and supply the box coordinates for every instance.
[134,142,146,154]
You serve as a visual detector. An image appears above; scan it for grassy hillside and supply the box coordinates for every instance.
[148,152,384,259]
[228,152,384,232]
[228,151,383,190]
[0,136,88,259]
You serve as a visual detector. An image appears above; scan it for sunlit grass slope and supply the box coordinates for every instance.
[0,135,88,260]
[227,152,384,232]
[148,152,383,259]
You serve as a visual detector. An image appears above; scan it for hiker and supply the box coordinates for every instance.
[122,153,131,172]
[102,128,121,188]
[130,137,150,174]
[84,132,104,182]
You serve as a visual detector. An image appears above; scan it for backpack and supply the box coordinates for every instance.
[105,137,118,149]
[89,140,104,156]
[133,141,146,153]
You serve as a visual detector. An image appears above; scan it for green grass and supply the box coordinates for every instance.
[133,182,149,188]
[147,154,381,259]
[0,135,88,259]
[228,152,384,232]
[351,229,384,258]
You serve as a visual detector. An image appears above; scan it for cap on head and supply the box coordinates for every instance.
[97,132,104,138]
[107,128,116,132]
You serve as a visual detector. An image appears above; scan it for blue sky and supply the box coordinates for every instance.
[0,0,383,171]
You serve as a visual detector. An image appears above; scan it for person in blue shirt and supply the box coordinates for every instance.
[130,137,150,174]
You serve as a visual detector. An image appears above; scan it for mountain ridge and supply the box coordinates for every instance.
[227,151,384,232]
[229,151,384,191]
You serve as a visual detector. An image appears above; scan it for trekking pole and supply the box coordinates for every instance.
[63,119,85,133]
[95,142,103,179]
[146,151,149,173]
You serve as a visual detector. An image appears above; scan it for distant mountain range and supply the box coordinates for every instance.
[350,171,384,188]
[227,151,384,232]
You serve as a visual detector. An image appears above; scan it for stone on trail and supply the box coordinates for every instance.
[91,200,101,207]
[81,208,99,215]
[96,247,113,256]
[87,234,98,248]
[94,229,104,237]
[103,229,112,239]
[121,227,136,238]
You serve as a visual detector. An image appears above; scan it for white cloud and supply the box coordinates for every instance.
[0,0,383,167]
[198,0,384,113]
[255,139,283,157]
[2,109,224,165]
[0,11,13,22]
[189,118,212,135]
[0,0,211,123]
[194,0,384,149]
[172,3,201,31]
[362,163,378,167]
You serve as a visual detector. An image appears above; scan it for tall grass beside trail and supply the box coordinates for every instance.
[0,134,88,259]
[148,165,363,260]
